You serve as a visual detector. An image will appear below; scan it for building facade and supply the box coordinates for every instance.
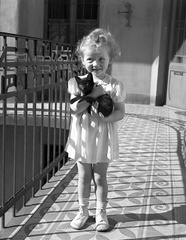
[0,0,186,110]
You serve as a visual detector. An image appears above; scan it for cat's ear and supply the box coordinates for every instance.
[75,76,82,84]
[86,72,93,82]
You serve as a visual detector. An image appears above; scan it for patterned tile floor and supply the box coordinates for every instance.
[1,104,186,240]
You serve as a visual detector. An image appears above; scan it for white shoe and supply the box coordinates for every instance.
[70,206,89,230]
[96,209,109,232]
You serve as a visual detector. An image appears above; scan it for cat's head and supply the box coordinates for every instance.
[75,73,94,95]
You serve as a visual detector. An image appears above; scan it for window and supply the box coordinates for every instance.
[48,0,70,19]
[46,0,99,44]
[77,0,98,20]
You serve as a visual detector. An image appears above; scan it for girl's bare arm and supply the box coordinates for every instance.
[70,94,90,114]
[92,101,125,123]
[70,85,105,115]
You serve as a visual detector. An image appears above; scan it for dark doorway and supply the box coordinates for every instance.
[166,0,186,110]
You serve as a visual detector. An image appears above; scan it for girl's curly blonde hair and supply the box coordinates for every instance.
[76,28,120,62]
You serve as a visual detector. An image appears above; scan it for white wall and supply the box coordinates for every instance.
[0,0,19,33]
[99,0,171,104]
[0,0,45,38]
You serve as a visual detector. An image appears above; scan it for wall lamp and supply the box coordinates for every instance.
[118,2,133,27]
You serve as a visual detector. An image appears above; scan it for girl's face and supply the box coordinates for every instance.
[82,46,110,79]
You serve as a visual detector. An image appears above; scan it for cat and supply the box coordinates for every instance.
[70,73,114,117]
[70,72,94,105]
[96,94,114,117]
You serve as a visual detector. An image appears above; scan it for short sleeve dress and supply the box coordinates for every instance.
[65,74,126,163]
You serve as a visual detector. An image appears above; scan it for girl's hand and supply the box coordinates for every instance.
[91,102,106,122]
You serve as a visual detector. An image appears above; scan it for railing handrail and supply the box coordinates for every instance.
[0,31,75,47]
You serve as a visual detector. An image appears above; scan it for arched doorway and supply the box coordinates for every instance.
[45,0,99,44]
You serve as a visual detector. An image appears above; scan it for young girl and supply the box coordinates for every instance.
[65,28,126,231]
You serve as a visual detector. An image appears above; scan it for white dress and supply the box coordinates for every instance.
[65,74,126,163]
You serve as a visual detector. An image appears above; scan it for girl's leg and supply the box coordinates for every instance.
[93,163,109,232]
[77,161,93,204]
[93,163,109,204]
[70,162,92,230]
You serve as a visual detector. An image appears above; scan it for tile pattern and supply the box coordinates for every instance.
[1,104,186,240]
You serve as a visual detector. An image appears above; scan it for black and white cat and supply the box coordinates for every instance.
[70,73,114,117]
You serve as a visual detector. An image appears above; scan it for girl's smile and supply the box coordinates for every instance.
[82,47,110,80]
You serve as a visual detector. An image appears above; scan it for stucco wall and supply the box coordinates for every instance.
[99,0,171,104]
[0,0,44,38]
[0,0,19,33]
[17,0,45,38]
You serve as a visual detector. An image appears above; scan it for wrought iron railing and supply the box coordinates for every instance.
[0,32,80,228]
